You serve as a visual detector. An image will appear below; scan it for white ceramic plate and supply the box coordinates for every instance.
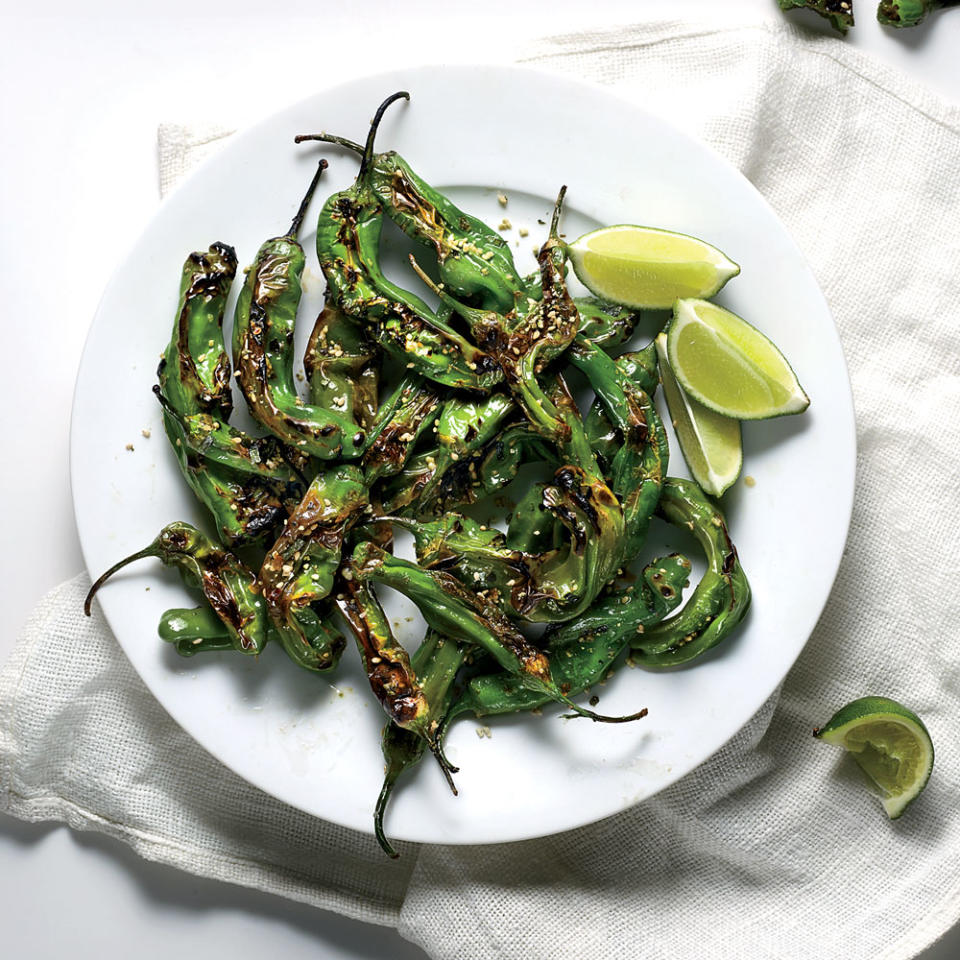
[71,65,855,846]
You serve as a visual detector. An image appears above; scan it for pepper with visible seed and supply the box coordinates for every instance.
[361,373,442,486]
[304,298,379,432]
[631,477,751,666]
[335,577,462,791]
[574,297,642,352]
[297,126,526,314]
[84,522,270,654]
[157,241,236,421]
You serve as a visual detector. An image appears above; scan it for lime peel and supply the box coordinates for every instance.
[567,224,739,310]
[666,298,810,420]
[656,333,742,497]
[814,696,934,819]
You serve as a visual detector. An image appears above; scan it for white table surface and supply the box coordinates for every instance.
[2,1,958,957]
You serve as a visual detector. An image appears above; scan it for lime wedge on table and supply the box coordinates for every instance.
[655,333,741,497]
[666,298,810,420]
[814,697,934,819]
[566,224,740,309]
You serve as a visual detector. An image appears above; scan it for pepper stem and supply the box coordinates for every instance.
[359,91,410,181]
[293,132,364,154]
[84,544,160,616]
[429,742,459,796]
[560,700,649,724]
[549,185,567,239]
[287,159,328,238]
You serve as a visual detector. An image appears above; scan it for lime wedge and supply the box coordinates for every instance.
[814,696,934,819]
[656,333,741,497]
[566,224,739,309]
[666,298,809,420]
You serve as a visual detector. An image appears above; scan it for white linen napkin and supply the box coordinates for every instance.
[4,17,960,960]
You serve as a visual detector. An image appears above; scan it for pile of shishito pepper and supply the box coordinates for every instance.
[86,93,751,856]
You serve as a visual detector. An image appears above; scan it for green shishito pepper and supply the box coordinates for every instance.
[306,93,502,393]
[361,374,442,486]
[156,243,301,545]
[352,542,646,724]
[335,576,463,791]
[233,160,367,460]
[298,130,527,314]
[568,339,667,562]
[304,299,379,433]
[259,464,368,672]
[84,522,269,654]
[157,241,236,421]
[445,553,690,724]
[373,630,465,858]
[631,477,751,667]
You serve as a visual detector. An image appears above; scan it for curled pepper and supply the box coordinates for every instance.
[298,106,526,314]
[631,477,751,667]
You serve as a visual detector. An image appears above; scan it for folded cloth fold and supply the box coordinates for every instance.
[4,17,960,960]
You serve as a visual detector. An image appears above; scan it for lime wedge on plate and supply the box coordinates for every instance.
[814,697,934,819]
[666,298,810,419]
[656,333,741,497]
[567,224,739,309]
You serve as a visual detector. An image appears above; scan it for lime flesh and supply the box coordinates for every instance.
[667,298,809,420]
[815,696,934,819]
[567,224,739,310]
[656,334,741,497]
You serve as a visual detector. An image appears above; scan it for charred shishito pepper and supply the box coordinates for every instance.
[259,464,368,672]
[352,541,647,724]
[442,553,690,727]
[297,129,527,314]
[373,630,465,858]
[334,576,463,791]
[568,339,667,562]
[361,374,442,486]
[631,477,751,667]
[156,244,303,545]
[304,93,501,393]
[233,161,366,460]
[304,298,379,433]
[84,522,269,655]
